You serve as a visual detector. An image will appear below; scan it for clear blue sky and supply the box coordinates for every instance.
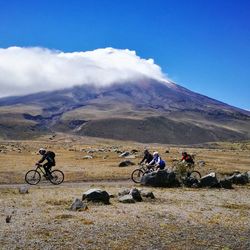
[0,0,249,110]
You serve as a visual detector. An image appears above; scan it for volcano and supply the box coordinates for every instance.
[0,79,249,144]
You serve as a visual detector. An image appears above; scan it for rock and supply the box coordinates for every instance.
[82,155,93,159]
[246,171,250,182]
[129,188,142,202]
[182,176,199,188]
[228,173,249,185]
[118,194,135,203]
[165,150,170,153]
[19,186,29,194]
[200,172,219,187]
[6,215,12,223]
[119,160,135,167]
[87,150,96,154]
[119,152,130,157]
[118,189,130,196]
[140,191,155,199]
[130,149,139,154]
[219,179,233,189]
[125,155,136,159]
[70,198,88,211]
[141,170,180,187]
[82,189,110,204]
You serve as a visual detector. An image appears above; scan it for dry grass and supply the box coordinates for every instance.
[0,136,250,249]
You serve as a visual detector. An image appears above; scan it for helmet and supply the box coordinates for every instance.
[144,149,149,154]
[39,148,46,155]
[153,151,159,156]
[182,152,187,156]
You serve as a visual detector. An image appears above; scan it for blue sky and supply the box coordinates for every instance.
[0,0,249,110]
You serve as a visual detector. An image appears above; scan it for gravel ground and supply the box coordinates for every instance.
[0,181,250,250]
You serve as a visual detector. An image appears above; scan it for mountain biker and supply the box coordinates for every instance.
[139,149,154,166]
[36,148,56,177]
[147,151,166,171]
[181,152,194,165]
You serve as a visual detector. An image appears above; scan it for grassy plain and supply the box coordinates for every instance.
[0,134,249,249]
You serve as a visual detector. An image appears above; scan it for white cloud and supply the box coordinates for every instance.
[0,46,171,97]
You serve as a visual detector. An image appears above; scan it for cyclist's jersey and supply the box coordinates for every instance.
[181,154,194,164]
[140,153,153,164]
[149,156,165,169]
[39,151,56,165]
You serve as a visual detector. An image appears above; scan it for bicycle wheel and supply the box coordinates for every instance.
[131,169,144,183]
[189,171,201,180]
[49,170,64,185]
[25,170,41,185]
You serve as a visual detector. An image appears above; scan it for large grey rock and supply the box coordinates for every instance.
[70,198,88,211]
[200,172,219,187]
[129,188,142,202]
[82,189,110,204]
[219,179,233,189]
[82,155,93,159]
[228,173,249,185]
[118,194,135,203]
[19,186,29,194]
[141,170,180,187]
[119,160,135,167]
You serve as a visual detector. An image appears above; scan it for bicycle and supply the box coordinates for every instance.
[25,163,64,185]
[131,164,156,183]
[171,160,201,181]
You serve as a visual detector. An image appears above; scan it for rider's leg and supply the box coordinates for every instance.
[43,163,52,176]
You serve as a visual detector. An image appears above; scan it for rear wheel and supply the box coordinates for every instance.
[131,169,144,183]
[49,170,64,185]
[25,170,41,185]
[189,170,201,180]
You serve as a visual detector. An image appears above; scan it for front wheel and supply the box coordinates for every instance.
[49,170,64,185]
[25,170,41,185]
[131,169,144,183]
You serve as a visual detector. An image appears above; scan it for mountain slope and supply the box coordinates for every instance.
[0,80,249,144]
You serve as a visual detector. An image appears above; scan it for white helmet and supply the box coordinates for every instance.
[39,148,46,155]
[153,151,159,156]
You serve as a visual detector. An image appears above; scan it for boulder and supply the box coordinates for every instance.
[182,176,199,188]
[228,173,249,185]
[130,149,139,154]
[19,186,29,194]
[119,152,130,157]
[118,194,135,203]
[129,188,142,202]
[141,170,180,187]
[200,173,219,188]
[70,198,88,211]
[119,160,135,167]
[118,189,130,196]
[82,189,110,204]
[140,191,155,199]
[219,179,233,189]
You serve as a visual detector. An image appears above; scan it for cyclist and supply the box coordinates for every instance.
[36,148,56,177]
[139,149,153,166]
[147,151,166,171]
[181,152,194,165]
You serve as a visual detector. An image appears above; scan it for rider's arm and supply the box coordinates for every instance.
[38,154,46,164]
[139,156,146,164]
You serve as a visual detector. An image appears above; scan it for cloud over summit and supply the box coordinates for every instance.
[0,46,169,97]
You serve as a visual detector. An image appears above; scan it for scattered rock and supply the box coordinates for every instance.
[82,189,110,204]
[219,179,233,189]
[118,189,130,196]
[228,173,249,185]
[82,155,93,159]
[19,186,29,194]
[118,194,135,203]
[129,188,142,202]
[182,176,199,188]
[130,149,139,154]
[165,150,170,153]
[70,198,88,211]
[200,172,219,188]
[119,160,135,167]
[6,215,12,223]
[119,152,130,157]
[140,191,155,199]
